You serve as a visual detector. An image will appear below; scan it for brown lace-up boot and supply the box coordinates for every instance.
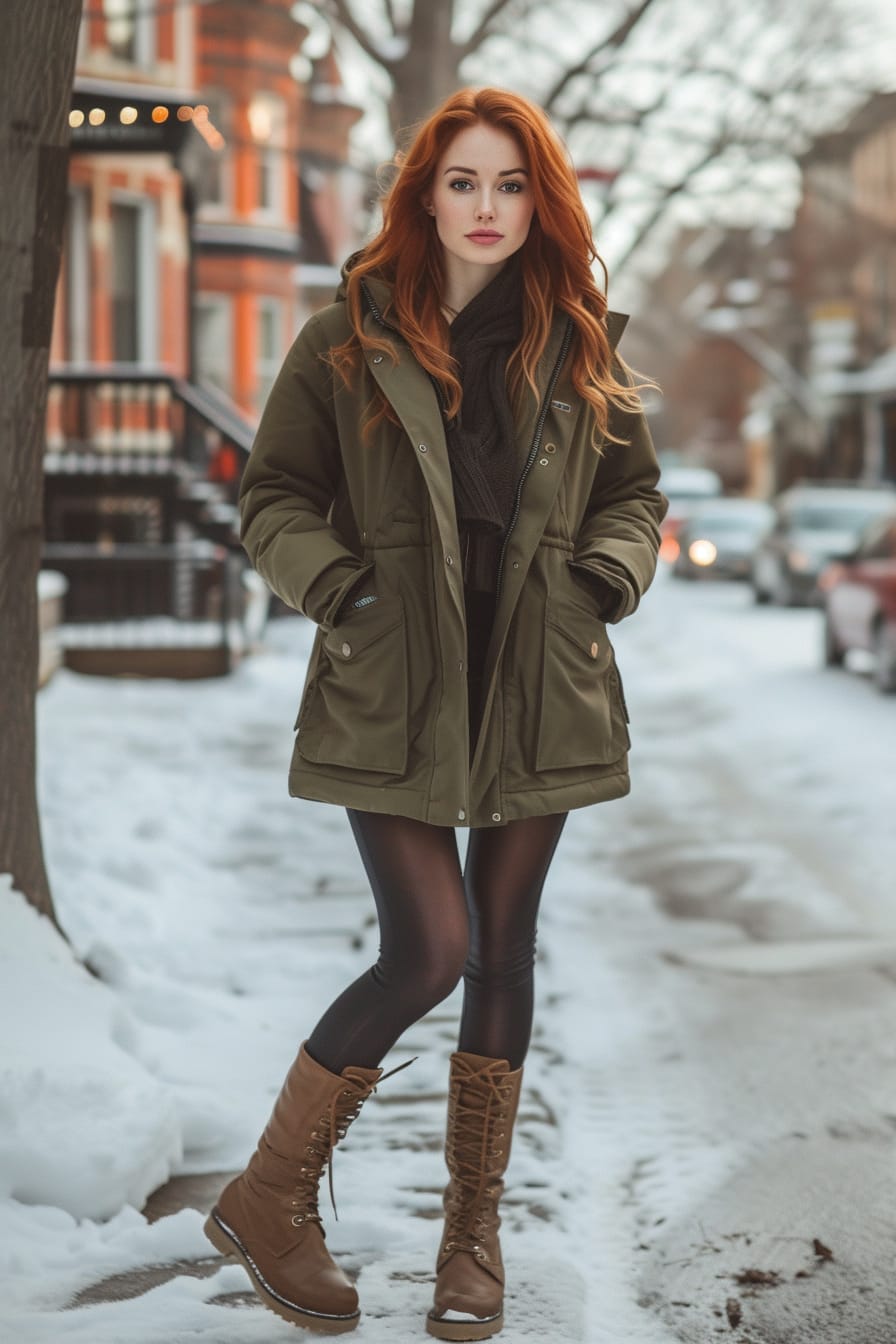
[205,1039,414,1333]
[426,1051,524,1341]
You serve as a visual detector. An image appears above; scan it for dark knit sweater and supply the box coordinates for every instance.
[444,255,524,594]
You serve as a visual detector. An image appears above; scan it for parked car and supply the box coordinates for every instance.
[820,511,896,693]
[658,465,723,564]
[673,498,775,580]
[751,481,896,606]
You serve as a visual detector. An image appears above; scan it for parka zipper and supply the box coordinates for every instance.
[359,280,394,337]
[494,317,573,603]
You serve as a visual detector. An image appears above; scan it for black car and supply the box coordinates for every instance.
[673,498,774,580]
[751,482,896,606]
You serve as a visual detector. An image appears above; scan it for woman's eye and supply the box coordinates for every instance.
[500,181,523,193]
[448,179,473,191]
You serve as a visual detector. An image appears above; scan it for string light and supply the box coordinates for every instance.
[70,99,228,151]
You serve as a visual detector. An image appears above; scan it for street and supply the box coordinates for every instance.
[3,564,895,1343]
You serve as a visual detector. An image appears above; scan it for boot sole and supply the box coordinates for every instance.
[204,1209,360,1334]
[425,1307,504,1340]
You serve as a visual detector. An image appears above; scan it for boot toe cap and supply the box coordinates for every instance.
[432,1252,502,1319]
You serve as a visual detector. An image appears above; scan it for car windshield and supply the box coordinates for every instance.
[786,503,890,532]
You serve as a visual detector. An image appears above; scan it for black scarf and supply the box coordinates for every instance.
[445,255,524,594]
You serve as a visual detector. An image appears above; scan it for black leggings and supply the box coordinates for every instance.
[305,808,568,1074]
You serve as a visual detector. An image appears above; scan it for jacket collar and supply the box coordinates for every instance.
[336,262,629,356]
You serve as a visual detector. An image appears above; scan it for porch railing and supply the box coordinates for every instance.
[46,366,254,503]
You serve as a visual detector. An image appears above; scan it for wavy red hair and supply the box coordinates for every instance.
[329,86,651,447]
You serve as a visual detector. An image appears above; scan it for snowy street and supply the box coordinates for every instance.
[3,564,896,1343]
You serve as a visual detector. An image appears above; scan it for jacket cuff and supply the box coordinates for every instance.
[304,558,376,632]
[567,559,635,624]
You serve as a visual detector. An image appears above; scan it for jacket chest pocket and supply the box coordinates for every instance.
[296,592,409,776]
[535,590,630,773]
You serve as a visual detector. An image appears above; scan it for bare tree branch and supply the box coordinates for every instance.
[317,0,399,70]
[541,0,662,114]
[612,135,731,273]
[456,0,526,61]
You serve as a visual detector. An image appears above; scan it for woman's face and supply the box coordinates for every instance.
[424,122,535,274]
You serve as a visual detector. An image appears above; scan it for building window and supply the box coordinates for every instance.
[111,203,139,361]
[248,94,287,220]
[256,299,284,413]
[110,198,156,364]
[195,295,233,396]
[195,92,231,211]
[103,0,155,66]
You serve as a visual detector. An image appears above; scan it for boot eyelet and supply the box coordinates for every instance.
[291,1214,305,1225]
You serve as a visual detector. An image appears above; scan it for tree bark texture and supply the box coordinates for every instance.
[0,0,82,927]
[388,1,458,138]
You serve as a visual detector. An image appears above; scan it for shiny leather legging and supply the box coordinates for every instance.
[305,808,568,1074]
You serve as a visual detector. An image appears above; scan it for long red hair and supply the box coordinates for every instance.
[329,86,650,447]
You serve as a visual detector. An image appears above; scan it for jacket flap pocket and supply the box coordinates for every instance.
[322,593,404,659]
[545,591,609,663]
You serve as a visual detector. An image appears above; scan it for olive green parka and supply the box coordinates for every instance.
[238,273,667,827]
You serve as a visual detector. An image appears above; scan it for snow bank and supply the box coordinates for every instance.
[0,876,181,1220]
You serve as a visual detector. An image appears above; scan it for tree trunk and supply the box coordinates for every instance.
[0,1,82,929]
[389,0,459,137]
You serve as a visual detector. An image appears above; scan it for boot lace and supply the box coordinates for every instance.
[290,1054,416,1228]
[441,1068,515,1258]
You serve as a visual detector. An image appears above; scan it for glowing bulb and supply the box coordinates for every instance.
[152,106,169,123]
[176,105,193,122]
[88,108,106,126]
[69,110,85,128]
[119,106,138,125]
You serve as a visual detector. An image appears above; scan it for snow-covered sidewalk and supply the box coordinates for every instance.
[3,568,895,1343]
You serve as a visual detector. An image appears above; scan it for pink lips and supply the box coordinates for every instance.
[466,230,504,245]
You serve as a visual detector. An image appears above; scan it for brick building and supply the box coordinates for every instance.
[44,1,365,674]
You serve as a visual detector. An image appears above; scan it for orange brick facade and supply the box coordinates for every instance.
[54,1,361,420]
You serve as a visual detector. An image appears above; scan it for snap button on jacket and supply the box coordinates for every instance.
[238,277,667,827]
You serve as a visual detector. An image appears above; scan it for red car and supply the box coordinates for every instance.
[820,511,896,693]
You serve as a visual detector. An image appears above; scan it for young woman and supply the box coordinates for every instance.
[204,87,667,1339]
